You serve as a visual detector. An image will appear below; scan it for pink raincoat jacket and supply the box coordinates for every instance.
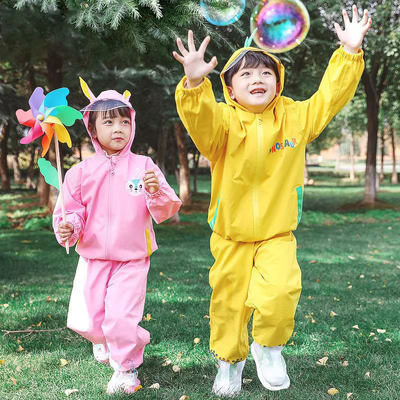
[53,89,182,261]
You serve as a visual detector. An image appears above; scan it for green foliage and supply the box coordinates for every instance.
[22,216,52,230]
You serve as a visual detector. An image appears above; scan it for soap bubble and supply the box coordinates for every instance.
[201,0,246,26]
[250,0,310,53]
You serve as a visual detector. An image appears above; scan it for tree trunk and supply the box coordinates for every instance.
[349,131,355,181]
[26,146,37,189]
[156,125,168,176]
[379,129,385,183]
[362,71,379,204]
[12,152,22,184]
[390,125,398,184]
[335,143,341,171]
[174,121,191,206]
[0,123,10,191]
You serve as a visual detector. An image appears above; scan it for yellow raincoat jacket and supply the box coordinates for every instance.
[175,46,364,242]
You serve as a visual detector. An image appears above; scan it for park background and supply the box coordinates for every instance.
[0,1,399,399]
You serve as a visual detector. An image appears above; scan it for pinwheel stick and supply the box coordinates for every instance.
[54,133,69,254]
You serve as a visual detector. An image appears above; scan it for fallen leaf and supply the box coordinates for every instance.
[60,358,69,367]
[172,365,181,373]
[328,388,339,395]
[3,304,9,308]
[0,360,4,365]
[359,274,365,279]
[161,299,166,304]
[342,361,349,367]
[330,327,337,331]
[307,296,312,300]
[161,358,171,367]
[203,315,210,319]
[143,314,152,321]
[385,338,392,342]
[347,285,353,289]
[377,329,386,334]
[194,338,200,344]
[288,341,295,346]
[21,240,32,244]
[17,339,22,344]
[179,396,189,400]
[17,345,24,352]
[149,383,160,389]
[64,389,79,396]
[309,260,317,264]
[316,357,328,366]
[333,297,340,301]
[159,272,164,276]
[348,255,355,260]
[46,296,52,302]
[365,371,371,378]
[352,325,359,330]
[369,332,375,337]
[10,377,17,385]
[177,352,183,359]
[330,311,338,317]
[243,378,252,384]
[346,393,353,399]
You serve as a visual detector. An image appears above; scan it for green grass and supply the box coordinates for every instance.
[1,181,400,399]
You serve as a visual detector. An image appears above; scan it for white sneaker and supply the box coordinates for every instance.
[212,359,246,397]
[250,342,290,391]
[106,368,142,395]
[93,343,109,364]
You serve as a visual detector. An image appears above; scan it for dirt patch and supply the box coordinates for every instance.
[340,200,398,211]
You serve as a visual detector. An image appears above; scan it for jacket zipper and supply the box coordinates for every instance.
[253,115,263,238]
[105,156,116,259]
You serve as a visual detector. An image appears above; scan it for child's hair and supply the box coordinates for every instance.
[224,51,280,87]
[88,107,131,135]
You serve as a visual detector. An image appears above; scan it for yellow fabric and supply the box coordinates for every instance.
[209,231,301,363]
[175,46,364,242]
[145,228,153,257]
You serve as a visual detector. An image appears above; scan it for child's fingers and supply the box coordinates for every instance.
[342,8,350,27]
[351,4,358,23]
[188,30,196,52]
[176,37,188,56]
[207,56,218,71]
[361,9,368,25]
[198,35,211,55]
[173,51,185,64]
[334,22,343,37]
[362,17,372,34]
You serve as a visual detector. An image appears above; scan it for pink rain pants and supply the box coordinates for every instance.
[67,256,150,371]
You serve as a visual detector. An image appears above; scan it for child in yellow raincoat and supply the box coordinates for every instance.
[173,5,371,397]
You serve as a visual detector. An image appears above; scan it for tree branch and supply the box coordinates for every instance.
[2,327,66,336]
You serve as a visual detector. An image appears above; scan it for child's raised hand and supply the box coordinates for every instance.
[58,222,74,243]
[173,30,218,88]
[143,170,159,194]
[334,5,372,54]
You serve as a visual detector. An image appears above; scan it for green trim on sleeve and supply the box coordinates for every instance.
[296,186,304,224]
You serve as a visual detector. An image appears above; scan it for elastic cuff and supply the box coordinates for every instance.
[338,45,364,60]
[144,188,162,198]
[178,76,211,94]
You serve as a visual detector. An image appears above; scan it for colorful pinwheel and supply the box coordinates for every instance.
[16,87,82,254]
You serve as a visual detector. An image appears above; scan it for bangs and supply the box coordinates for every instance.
[100,107,131,120]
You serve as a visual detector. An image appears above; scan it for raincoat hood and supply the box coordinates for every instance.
[220,47,285,113]
[79,77,136,156]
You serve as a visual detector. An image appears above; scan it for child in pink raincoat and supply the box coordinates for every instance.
[53,78,182,395]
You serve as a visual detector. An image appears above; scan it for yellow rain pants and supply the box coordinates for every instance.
[209,231,302,364]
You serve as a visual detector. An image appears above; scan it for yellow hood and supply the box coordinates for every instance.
[220,47,285,113]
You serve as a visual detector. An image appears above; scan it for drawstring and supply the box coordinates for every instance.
[104,151,118,175]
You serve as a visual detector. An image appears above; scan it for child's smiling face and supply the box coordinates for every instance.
[227,58,279,113]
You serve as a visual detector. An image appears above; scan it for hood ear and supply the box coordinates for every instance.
[79,77,95,101]
[123,90,131,101]
[227,86,235,100]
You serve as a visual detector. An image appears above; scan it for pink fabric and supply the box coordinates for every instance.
[52,89,181,261]
[67,257,150,370]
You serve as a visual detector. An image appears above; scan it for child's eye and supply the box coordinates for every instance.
[122,120,130,125]
[263,71,272,76]
[103,120,112,124]
[241,71,250,77]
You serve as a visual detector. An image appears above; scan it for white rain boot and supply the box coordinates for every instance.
[93,343,109,364]
[250,341,290,391]
[106,368,142,395]
[212,359,246,397]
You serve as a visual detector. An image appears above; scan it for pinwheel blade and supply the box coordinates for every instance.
[20,121,44,144]
[16,109,35,127]
[44,88,69,108]
[37,158,59,190]
[29,87,45,118]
